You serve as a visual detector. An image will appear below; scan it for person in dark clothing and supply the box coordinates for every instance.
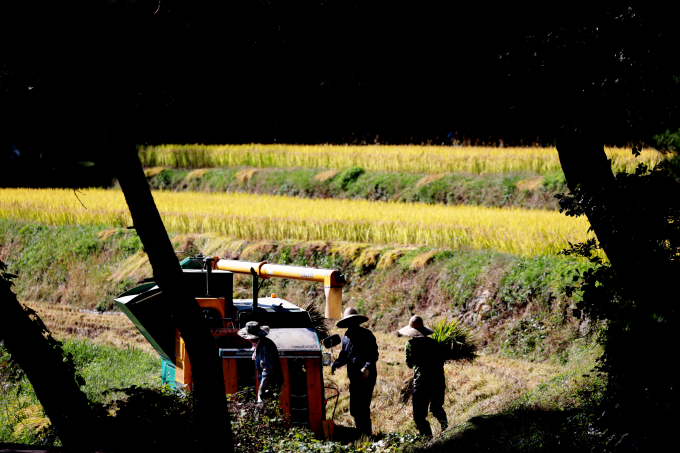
[238,321,284,402]
[399,315,448,436]
[331,307,379,437]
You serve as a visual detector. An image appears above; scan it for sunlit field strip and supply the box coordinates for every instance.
[138,144,667,175]
[0,188,595,257]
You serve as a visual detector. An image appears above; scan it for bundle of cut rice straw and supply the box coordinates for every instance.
[399,318,477,403]
[431,318,478,363]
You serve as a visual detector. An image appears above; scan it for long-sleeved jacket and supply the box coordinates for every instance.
[332,325,379,380]
[405,337,445,388]
[254,336,284,400]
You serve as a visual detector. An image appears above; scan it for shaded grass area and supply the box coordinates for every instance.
[19,301,153,352]
[142,166,567,210]
[0,338,160,445]
[404,367,607,453]
[61,339,161,405]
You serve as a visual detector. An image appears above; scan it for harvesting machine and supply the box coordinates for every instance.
[114,254,345,439]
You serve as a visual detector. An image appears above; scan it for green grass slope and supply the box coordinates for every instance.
[140,166,568,210]
[0,219,591,361]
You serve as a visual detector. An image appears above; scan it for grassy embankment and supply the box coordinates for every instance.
[142,166,569,210]
[0,217,591,337]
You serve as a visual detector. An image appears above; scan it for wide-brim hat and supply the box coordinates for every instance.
[398,315,434,338]
[237,321,270,340]
[336,307,369,328]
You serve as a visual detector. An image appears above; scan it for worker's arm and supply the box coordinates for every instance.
[362,330,379,371]
[331,335,349,372]
[258,344,280,401]
[405,341,414,369]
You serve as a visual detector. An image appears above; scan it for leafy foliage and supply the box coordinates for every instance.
[556,149,680,450]
[264,430,421,453]
[652,128,680,152]
[336,166,365,191]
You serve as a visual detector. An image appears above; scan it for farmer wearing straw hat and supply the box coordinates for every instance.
[399,315,448,436]
[238,321,284,402]
[331,307,379,436]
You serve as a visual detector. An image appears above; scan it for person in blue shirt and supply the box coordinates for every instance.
[399,315,448,436]
[331,307,379,437]
[238,321,284,402]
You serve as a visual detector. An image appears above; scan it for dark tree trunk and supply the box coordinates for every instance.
[556,133,671,305]
[0,269,98,448]
[556,135,623,261]
[102,132,234,453]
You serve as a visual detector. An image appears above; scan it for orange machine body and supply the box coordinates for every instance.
[115,259,342,440]
[173,296,326,437]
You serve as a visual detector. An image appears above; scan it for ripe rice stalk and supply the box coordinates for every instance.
[415,173,448,188]
[431,318,478,363]
[240,241,277,260]
[235,168,258,184]
[11,404,51,436]
[0,188,600,258]
[516,176,544,191]
[353,247,385,269]
[409,250,438,269]
[376,247,416,269]
[330,243,368,261]
[108,251,150,283]
[138,144,669,176]
[97,228,120,241]
[314,170,339,182]
[186,169,209,180]
[143,167,167,178]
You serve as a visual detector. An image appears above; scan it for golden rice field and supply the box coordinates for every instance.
[0,188,595,257]
[138,143,667,175]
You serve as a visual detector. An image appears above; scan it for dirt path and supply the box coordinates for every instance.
[324,329,590,435]
[21,301,594,436]
[22,301,152,352]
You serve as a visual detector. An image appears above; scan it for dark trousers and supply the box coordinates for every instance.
[412,382,448,436]
[349,375,376,436]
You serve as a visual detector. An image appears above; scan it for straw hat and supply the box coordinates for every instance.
[398,315,434,338]
[237,321,270,340]
[336,307,369,328]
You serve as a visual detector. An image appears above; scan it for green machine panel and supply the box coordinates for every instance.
[114,270,234,362]
[114,285,175,361]
[161,357,177,388]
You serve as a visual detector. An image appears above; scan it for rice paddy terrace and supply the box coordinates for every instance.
[0,187,594,257]
[2,144,655,448]
[138,144,666,175]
